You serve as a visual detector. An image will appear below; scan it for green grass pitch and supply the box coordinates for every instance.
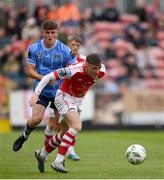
[0,130,164,179]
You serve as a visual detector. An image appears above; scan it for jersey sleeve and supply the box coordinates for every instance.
[53,63,81,80]
[101,64,106,74]
[99,64,106,78]
[53,67,72,80]
[27,46,36,65]
[77,55,86,62]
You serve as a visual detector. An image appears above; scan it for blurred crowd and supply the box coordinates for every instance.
[0,0,164,93]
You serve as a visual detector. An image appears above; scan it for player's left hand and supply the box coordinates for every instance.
[29,93,39,107]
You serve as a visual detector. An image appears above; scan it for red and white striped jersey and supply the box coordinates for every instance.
[53,62,106,97]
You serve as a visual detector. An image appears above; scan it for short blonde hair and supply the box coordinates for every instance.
[68,35,82,44]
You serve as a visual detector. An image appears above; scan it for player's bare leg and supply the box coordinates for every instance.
[13,104,46,151]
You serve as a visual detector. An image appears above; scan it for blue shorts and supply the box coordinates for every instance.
[36,94,57,110]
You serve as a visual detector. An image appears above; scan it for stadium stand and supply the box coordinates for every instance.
[0,0,164,126]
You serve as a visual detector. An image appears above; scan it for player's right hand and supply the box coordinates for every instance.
[29,93,39,107]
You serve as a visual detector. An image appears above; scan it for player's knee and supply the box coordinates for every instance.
[73,123,82,133]
[48,119,57,130]
[32,115,42,125]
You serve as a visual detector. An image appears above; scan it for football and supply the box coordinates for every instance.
[125,144,147,165]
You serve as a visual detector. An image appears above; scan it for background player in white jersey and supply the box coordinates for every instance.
[44,35,85,161]
[30,53,106,173]
[12,20,76,152]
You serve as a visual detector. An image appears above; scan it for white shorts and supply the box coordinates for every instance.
[55,90,84,121]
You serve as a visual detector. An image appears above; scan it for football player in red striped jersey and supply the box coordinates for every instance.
[30,53,106,173]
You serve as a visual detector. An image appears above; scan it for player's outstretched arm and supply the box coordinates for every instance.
[29,65,74,106]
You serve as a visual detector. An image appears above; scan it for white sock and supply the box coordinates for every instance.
[44,125,54,136]
[40,147,48,159]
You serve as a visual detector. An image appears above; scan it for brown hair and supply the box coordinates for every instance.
[41,20,58,30]
[86,53,101,65]
[68,35,82,44]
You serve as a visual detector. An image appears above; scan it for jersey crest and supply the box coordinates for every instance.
[36,52,42,60]
[54,54,62,60]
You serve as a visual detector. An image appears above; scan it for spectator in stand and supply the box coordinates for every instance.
[17,5,28,24]
[143,23,158,46]
[158,12,164,31]
[5,18,18,37]
[21,17,41,43]
[0,28,12,49]
[17,5,28,34]
[2,54,25,89]
[47,4,59,21]
[57,0,81,26]
[146,1,160,31]
[123,53,142,79]
[132,0,147,22]
[125,17,146,48]
[0,75,12,118]
[101,0,120,22]
[102,41,117,60]
[89,2,103,22]
[135,44,157,78]
[34,0,49,26]
[0,45,12,73]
